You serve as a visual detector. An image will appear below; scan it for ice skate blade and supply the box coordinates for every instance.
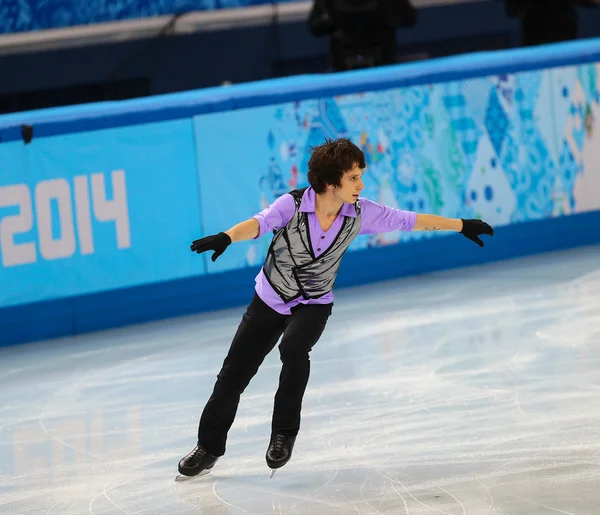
[269,469,276,479]
[175,468,213,482]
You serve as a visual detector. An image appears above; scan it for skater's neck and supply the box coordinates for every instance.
[315,191,343,218]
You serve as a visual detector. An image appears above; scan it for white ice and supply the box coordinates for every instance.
[1,245,600,514]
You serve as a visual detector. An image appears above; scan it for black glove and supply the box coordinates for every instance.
[460,219,494,247]
[190,232,232,261]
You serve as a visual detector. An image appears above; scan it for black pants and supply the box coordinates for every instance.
[197,293,333,456]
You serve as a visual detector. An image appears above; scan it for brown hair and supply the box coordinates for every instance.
[307,138,366,193]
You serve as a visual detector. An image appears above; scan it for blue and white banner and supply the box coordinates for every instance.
[195,63,600,274]
[3,38,600,347]
[0,119,204,307]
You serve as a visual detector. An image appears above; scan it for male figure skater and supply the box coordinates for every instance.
[179,138,494,477]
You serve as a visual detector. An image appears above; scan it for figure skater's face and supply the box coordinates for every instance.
[331,163,365,204]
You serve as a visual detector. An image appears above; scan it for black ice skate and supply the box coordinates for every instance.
[177,444,218,479]
[266,433,296,477]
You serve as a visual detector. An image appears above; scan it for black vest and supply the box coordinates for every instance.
[262,188,362,302]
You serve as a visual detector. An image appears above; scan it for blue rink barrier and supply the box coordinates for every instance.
[4,38,600,143]
[2,39,600,346]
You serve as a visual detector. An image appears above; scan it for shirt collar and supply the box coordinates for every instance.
[299,187,358,218]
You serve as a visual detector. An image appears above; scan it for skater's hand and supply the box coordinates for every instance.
[190,232,232,261]
[460,219,494,247]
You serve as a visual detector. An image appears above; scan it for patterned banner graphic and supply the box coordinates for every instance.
[196,63,600,273]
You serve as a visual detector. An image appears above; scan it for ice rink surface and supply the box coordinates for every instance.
[2,245,600,515]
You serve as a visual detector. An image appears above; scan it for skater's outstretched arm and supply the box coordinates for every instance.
[224,219,260,242]
[413,214,462,232]
[190,192,296,261]
[413,214,494,247]
[357,198,494,248]
[190,219,259,262]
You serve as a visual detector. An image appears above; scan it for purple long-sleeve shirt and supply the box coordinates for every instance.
[253,187,417,314]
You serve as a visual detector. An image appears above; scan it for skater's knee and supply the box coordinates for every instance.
[278,346,310,364]
[216,365,257,393]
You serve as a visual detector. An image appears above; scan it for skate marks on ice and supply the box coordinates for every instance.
[175,467,213,482]
[311,249,600,514]
[1,246,600,513]
[175,245,600,514]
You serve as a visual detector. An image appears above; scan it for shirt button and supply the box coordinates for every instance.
[321,236,325,239]
[317,248,321,251]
